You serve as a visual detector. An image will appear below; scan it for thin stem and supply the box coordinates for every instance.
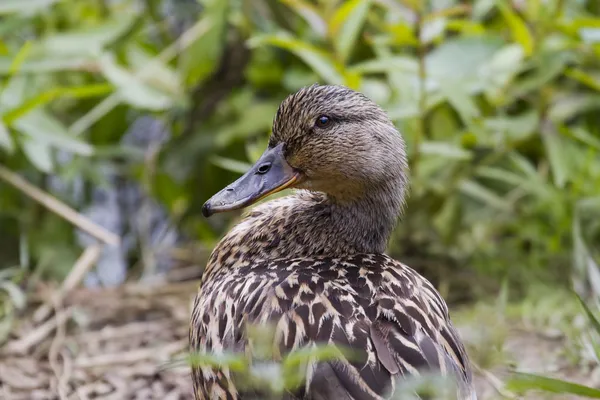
[0,165,120,246]
[412,5,428,175]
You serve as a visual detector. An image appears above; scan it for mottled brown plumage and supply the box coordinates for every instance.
[190,85,476,400]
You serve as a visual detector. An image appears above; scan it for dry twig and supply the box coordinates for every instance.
[473,363,517,399]
[74,339,186,368]
[48,294,72,400]
[34,244,103,323]
[3,308,73,355]
[0,166,119,246]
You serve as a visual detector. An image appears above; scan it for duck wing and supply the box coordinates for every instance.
[190,253,475,400]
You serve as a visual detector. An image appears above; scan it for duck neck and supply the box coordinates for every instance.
[321,179,405,255]
[205,176,406,276]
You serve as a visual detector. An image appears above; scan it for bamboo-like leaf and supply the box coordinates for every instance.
[20,137,53,173]
[210,156,252,174]
[565,68,600,92]
[0,57,93,75]
[0,122,14,153]
[282,0,327,37]
[569,127,600,150]
[2,84,112,124]
[185,351,248,372]
[0,312,14,345]
[9,41,32,74]
[439,82,480,124]
[99,54,174,110]
[506,373,600,398]
[577,294,600,335]
[476,166,529,187]
[37,14,137,56]
[328,0,372,63]
[249,34,344,85]
[497,2,534,56]
[459,180,511,211]
[0,281,26,310]
[13,110,93,156]
[420,141,473,160]
[0,0,56,15]
[349,56,418,74]
[541,121,569,188]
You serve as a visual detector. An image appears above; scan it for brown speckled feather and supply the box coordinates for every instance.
[191,251,473,399]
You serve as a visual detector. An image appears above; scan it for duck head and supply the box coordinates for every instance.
[202,84,408,217]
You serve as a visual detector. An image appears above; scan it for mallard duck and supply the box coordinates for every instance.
[190,84,476,400]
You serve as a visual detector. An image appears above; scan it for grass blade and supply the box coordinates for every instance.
[507,372,600,398]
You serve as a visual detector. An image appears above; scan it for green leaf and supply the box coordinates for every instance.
[577,197,600,214]
[13,109,93,155]
[506,373,600,398]
[497,2,534,55]
[481,160,550,199]
[214,101,279,148]
[377,23,418,46]
[0,122,14,153]
[569,127,600,150]
[445,19,485,35]
[9,41,33,75]
[329,0,372,63]
[127,46,182,96]
[420,17,446,44]
[572,217,587,294]
[179,0,225,86]
[580,28,600,44]
[426,36,502,80]
[0,281,26,310]
[472,0,495,19]
[210,156,252,174]
[508,52,571,100]
[420,142,472,160]
[0,75,27,110]
[20,137,53,173]
[2,84,113,125]
[541,121,569,188]
[282,0,327,37]
[0,57,92,75]
[548,94,600,122]
[0,0,56,15]
[565,68,600,92]
[476,166,529,187]
[577,295,600,335]
[349,56,418,75]
[36,15,137,56]
[482,44,524,102]
[439,82,480,124]
[508,153,544,181]
[359,79,391,105]
[249,33,344,85]
[459,180,511,211]
[99,54,173,110]
[484,111,538,141]
[185,351,248,372]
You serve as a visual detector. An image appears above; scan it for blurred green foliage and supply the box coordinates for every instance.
[0,0,599,302]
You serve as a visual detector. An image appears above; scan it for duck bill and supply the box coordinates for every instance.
[202,143,299,217]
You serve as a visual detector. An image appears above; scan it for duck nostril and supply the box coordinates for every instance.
[226,187,234,192]
[257,163,271,175]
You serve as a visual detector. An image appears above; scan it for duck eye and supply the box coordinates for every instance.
[315,115,331,128]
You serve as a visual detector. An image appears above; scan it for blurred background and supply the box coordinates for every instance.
[1,0,600,398]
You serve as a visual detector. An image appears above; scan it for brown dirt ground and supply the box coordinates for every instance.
[0,281,596,400]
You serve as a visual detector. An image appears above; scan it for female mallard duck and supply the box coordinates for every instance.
[190,84,475,400]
